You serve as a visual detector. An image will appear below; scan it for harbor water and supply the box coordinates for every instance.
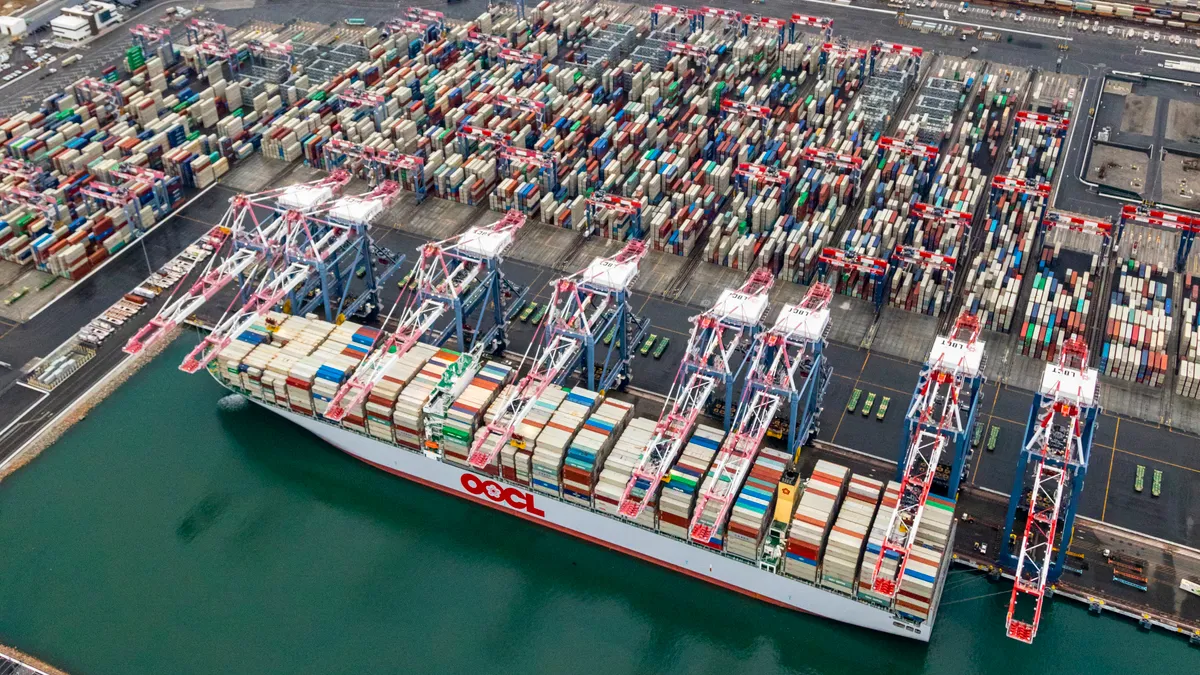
[0,341,1194,675]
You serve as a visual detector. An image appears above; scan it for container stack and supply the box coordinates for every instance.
[364,344,439,443]
[442,361,514,467]
[724,447,792,561]
[393,349,461,452]
[657,425,724,539]
[820,475,884,595]
[594,417,657,522]
[960,93,1072,332]
[531,387,599,496]
[784,460,848,582]
[561,399,634,506]
[1176,275,1200,398]
[894,494,955,625]
[857,480,903,607]
[493,387,567,486]
[1019,255,1094,362]
[1100,259,1171,386]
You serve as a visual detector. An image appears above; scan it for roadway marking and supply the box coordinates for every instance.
[1114,447,1200,474]
[0,352,130,473]
[14,381,46,394]
[0,389,49,444]
[27,183,220,322]
[903,14,1074,41]
[1142,48,1200,62]
[1101,417,1118,521]
[797,0,897,14]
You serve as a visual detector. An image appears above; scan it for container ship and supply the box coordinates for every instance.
[204,281,955,642]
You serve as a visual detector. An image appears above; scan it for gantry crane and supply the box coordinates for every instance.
[688,6,743,32]
[878,136,940,163]
[585,191,643,239]
[790,13,833,42]
[689,282,834,547]
[123,171,352,355]
[819,247,889,309]
[465,240,649,470]
[323,138,426,200]
[179,181,405,373]
[720,99,771,127]
[741,14,788,48]
[870,311,984,597]
[734,163,793,202]
[323,210,529,422]
[1001,336,1097,644]
[650,4,692,31]
[130,24,174,62]
[338,86,387,131]
[1119,204,1200,272]
[869,41,924,83]
[616,269,776,520]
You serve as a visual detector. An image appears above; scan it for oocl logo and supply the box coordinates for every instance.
[460,473,546,518]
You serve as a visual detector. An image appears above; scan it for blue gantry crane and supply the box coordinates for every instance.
[1001,335,1097,644]
[615,268,776,520]
[179,180,407,373]
[869,311,984,598]
[323,210,529,422]
[687,281,835,545]
[124,171,354,356]
[464,240,649,470]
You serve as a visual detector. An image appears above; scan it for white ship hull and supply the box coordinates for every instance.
[250,397,934,642]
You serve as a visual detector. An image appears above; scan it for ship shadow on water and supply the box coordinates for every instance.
[211,399,930,672]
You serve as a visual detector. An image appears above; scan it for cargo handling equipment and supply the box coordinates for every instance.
[465,240,649,470]
[322,209,530,423]
[869,311,984,597]
[688,281,834,547]
[1001,336,1097,644]
[178,180,407,374]
[123,170,356,356]
[615,268,776,521]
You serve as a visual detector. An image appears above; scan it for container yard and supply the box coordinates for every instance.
[1,2,1200,669]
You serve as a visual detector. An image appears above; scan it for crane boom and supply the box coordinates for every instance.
[466,240,647,470]
[871,311,982,596]
[616,268,776,519]
[123,172,351,356]
[1005,336,1093,643]
[322,210,527,421]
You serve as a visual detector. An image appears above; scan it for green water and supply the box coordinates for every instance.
[0,341,1194,675]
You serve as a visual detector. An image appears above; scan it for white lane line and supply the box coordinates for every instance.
[0,389,49,445]
[797,0,897,14]
[0,354,128,473]
[904,14,1074,41]
[1052,78,1087,207]
[1143,48,1200,62]
[0,67,44,93]
[27,183,219,322]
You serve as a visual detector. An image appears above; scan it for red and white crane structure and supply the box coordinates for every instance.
[322,210,528,421]
[689,282,834,545]
[466,241,649,470]
[790,13,833,41]
[878,136,940,161]
[178,181,404,374]
[1003,336,1096,644]
[122,171,352,356]
[720,98,771,124]
[616,268,776,520]
[870,311,983,597]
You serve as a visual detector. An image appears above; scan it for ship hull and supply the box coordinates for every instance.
[250,397,933,642]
